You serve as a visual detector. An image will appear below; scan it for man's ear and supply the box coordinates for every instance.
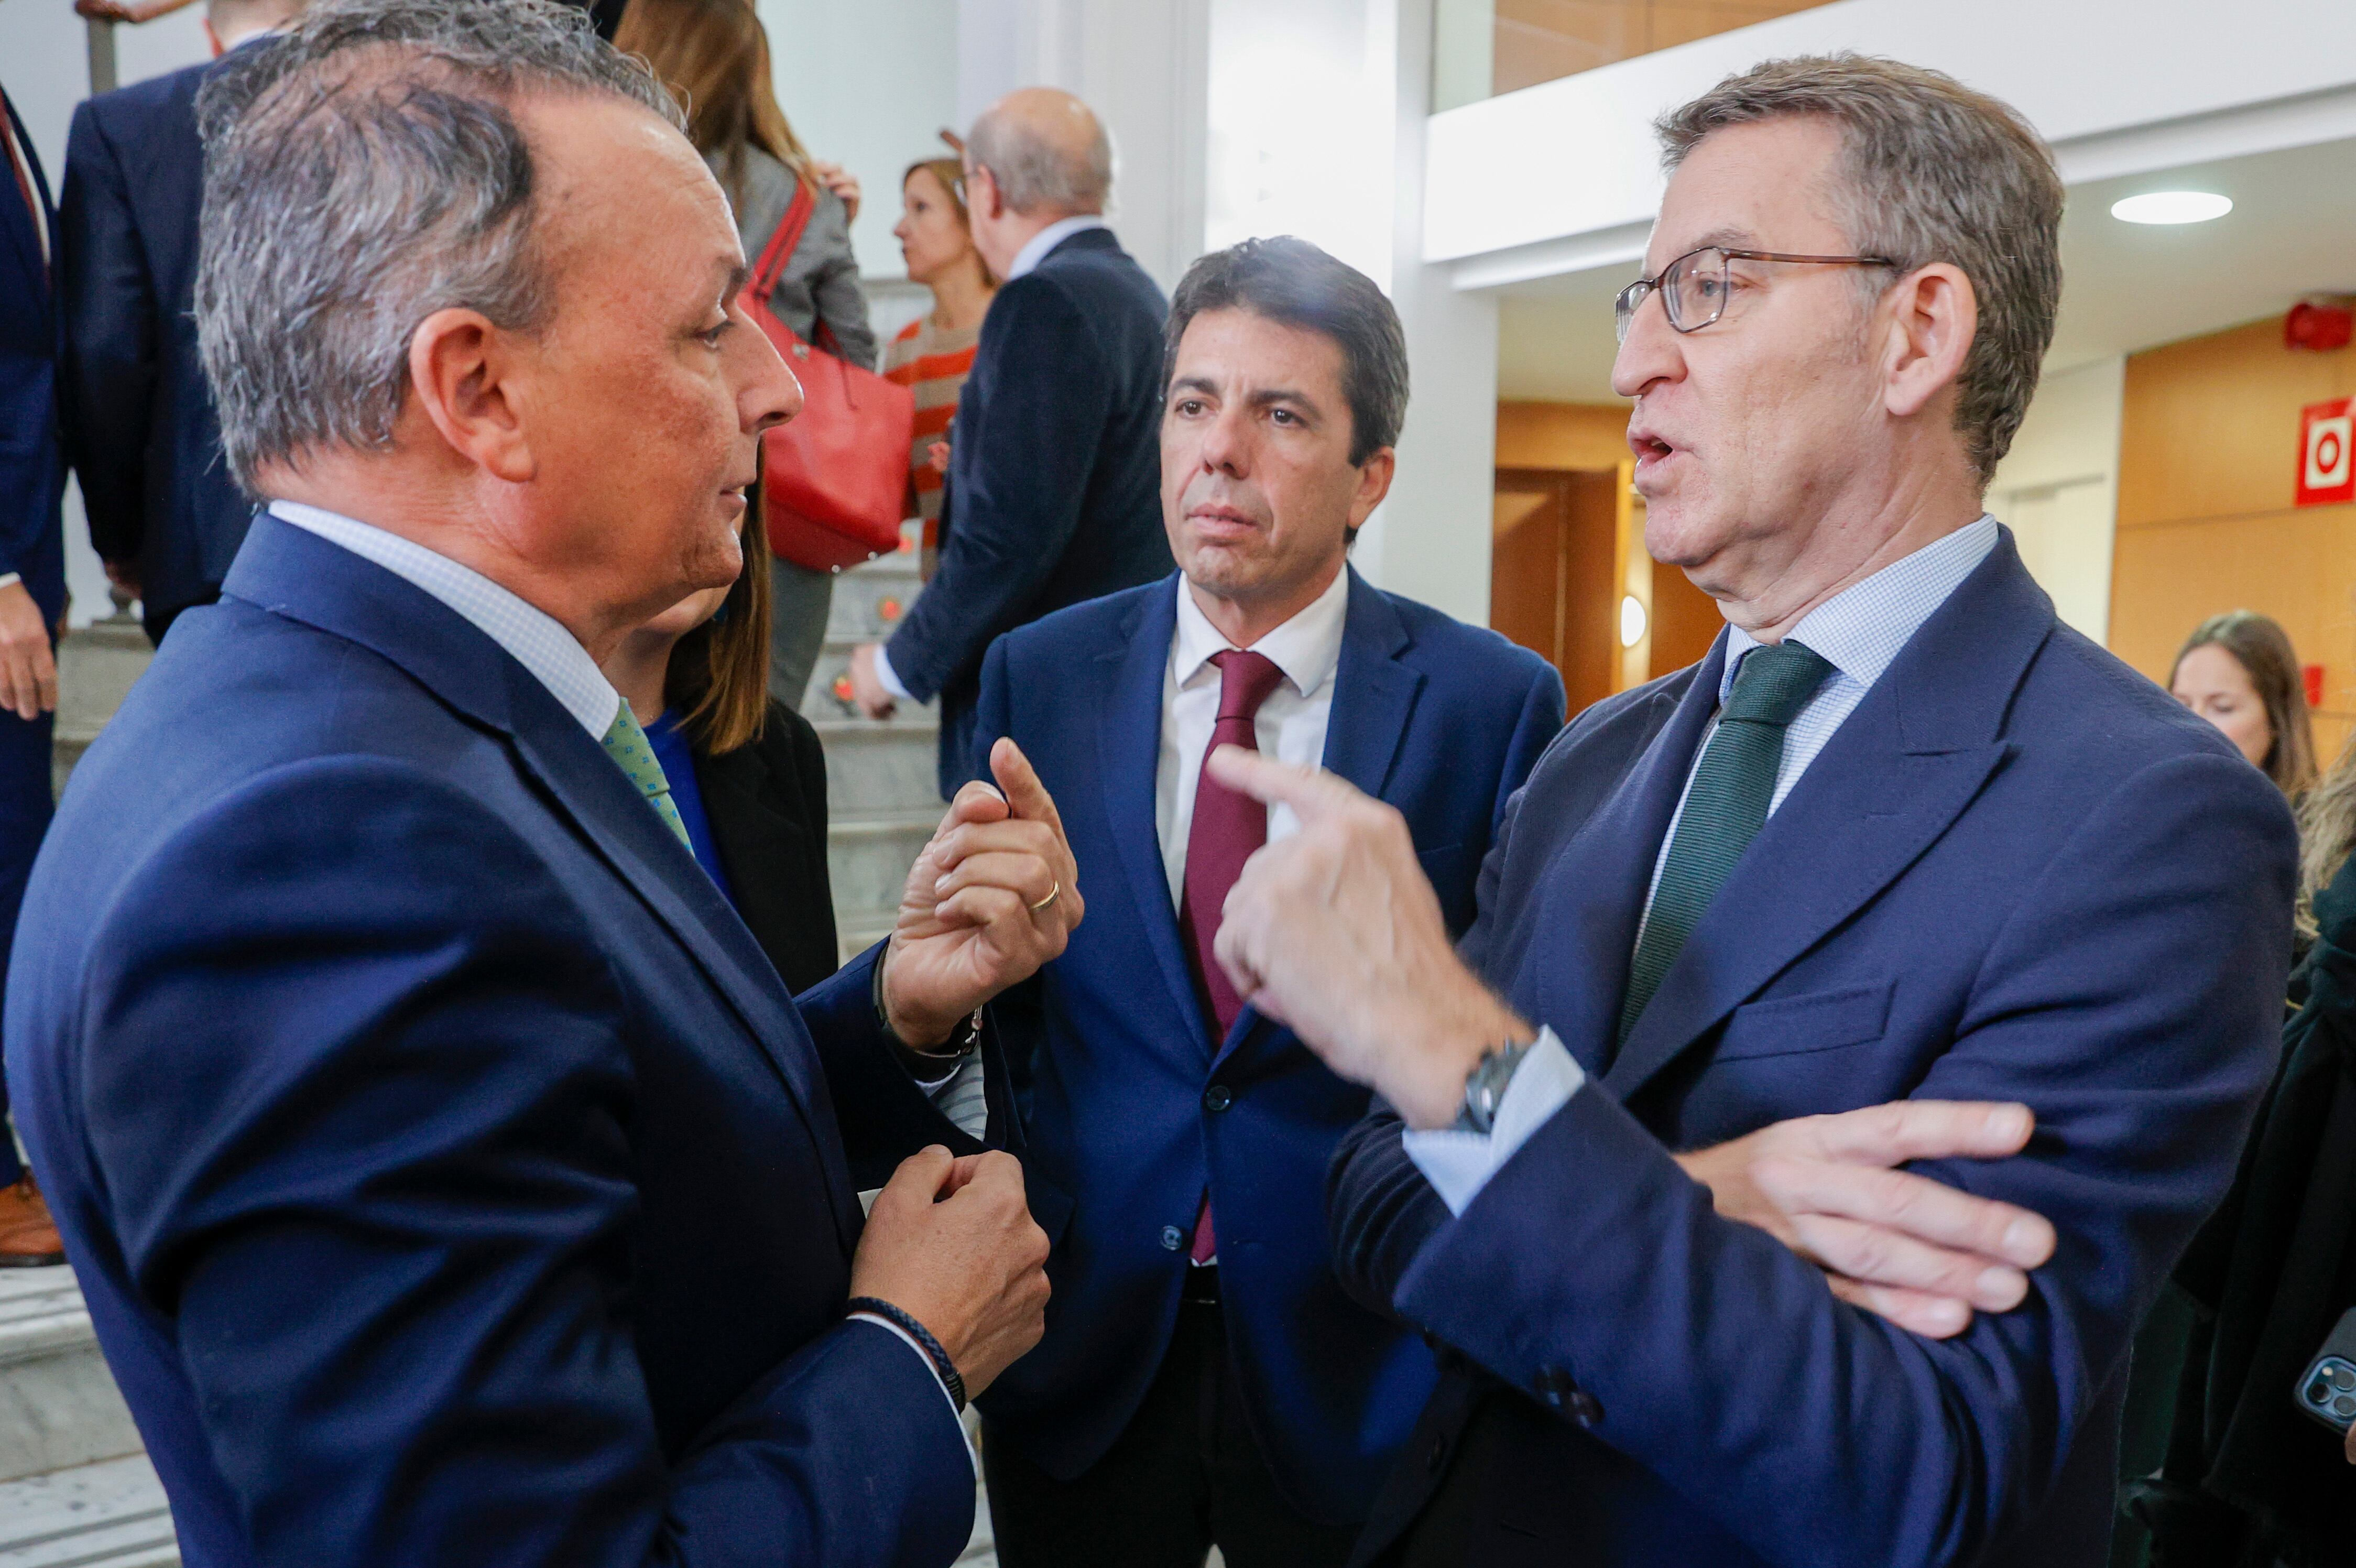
[1347,446,1398,531]
[406,307,536,484]
[1880,263,1976,422]
[969,164,1006,224]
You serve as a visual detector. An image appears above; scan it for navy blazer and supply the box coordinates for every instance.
[3,515,978,1568]
[0,85,66,625]
[969,568,1564,1525]
[59,47,260,637]
[884,226,1175,799]
[1329,534,2296,1568]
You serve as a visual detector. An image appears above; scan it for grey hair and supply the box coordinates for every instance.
[193,0,683,492]
[1656,54,2064,487]
[966,101,1113,217]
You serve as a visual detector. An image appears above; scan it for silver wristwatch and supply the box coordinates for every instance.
[1454,1038,1535,1135]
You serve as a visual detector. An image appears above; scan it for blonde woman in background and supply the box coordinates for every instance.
[616,0,877,714]
[884,154,997,578]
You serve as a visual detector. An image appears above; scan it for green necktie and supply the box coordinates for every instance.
[1618,640,1835,1043]
[601,704,693,852]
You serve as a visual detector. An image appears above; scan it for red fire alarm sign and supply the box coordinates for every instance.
[2299,397,2355,507]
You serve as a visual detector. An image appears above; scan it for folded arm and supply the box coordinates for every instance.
[1317,749,2291,1566]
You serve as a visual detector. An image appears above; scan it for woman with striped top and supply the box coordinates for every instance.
[885,157,998,578]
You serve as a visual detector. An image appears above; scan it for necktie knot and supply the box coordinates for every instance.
[1722,640,1834,728]
[1210,648,1286,725]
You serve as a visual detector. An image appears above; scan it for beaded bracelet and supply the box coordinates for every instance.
[846,1296,968,1412]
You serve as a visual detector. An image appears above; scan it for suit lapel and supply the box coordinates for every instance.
[225,518,865,1247]
[1209,572,1423,1073]
[1094,580,1217,1052]
[2,93,51,304]
[1319,568,1422,802]
[1601,535,2054,1102]
[1535,643,1723,1078]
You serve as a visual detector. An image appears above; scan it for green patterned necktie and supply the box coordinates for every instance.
[1618,640,1835,1043]
[601,704,693,851]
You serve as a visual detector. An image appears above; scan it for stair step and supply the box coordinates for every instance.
[0,1454,176,1567]
[0,1276,142,1486]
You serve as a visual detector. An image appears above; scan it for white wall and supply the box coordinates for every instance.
[1987,355,2125,644]
[758,0,959,282]
[954,0,1209,294]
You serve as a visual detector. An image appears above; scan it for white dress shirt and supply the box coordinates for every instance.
[867,214,1117,705]
[1405,516,2003,1215]
[1157,565,1350,905]
[270,502,967,1441]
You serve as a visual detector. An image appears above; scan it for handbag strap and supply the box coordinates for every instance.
[748,173,819,304]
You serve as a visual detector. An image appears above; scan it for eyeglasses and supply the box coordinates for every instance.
[1613,246,1896,343]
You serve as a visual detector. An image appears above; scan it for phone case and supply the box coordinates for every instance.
[2293,1305,2356,1434]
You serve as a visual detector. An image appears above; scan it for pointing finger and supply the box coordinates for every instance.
[1203,745,1365,819]
[991,737,1066,837]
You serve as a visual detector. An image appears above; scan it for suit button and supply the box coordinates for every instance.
[1532,1365,1584,1413]
[1566,1390,1604,1428]
[1203,1084,1233,1113]
[1161,1225,1185,1251]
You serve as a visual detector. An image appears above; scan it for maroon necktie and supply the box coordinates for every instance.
[1177,648,1286,1264]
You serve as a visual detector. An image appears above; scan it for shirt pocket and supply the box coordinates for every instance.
[1711,981,1893,1064]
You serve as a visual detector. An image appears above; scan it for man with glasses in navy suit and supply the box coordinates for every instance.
[962,236,1564,1567]
[1210,57,2295,1568]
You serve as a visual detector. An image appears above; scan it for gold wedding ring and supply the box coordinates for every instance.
[1029,879,1062,915]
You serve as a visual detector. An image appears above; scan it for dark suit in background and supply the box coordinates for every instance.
[882,226,1174,799]
[693,697,842,994]
[1331,536,2294,1568]
[969,569,1563,1559]
[0,84,68,1197]
[59,46,261,644]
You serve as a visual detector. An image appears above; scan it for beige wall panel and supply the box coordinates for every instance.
[2118,319,2354,530]
[1496,400,1631,471]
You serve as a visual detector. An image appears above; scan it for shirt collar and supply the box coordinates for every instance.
[1720,514,2001,701]
[268,501,622,738]
[1172,563,1351,700]
[1005,214,1109,281]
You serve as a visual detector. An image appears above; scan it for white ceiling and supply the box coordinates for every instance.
[1494,133,2356,404]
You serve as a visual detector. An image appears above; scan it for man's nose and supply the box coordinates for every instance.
[1199,404,1250,473]
[734,310,802,434]
[1611,284,1682,400]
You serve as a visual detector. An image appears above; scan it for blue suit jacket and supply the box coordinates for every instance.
[885,227,1175,799]
[4,516,979,1568]
[1329,534,2296,1567]
[59,47,261,637]
[969,569,1564,1525]
[0,85,67,626]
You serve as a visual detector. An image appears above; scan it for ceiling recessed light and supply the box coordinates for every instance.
[2110,191,2233,225]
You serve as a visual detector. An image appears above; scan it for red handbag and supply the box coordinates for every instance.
[743,179,915,572]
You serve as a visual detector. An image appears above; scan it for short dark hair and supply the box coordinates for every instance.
[1164,236,1408,467]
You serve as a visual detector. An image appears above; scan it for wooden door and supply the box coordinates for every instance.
[1493,467,1620,715]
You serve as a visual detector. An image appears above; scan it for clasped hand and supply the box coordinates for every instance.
[1203,744,2056,1341]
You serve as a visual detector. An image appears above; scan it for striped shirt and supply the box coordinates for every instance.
[881,315,981,536]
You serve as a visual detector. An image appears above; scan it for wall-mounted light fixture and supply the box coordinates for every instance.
[1619,594,1648,649]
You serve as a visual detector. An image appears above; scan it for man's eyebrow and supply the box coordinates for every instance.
[1169,374,1219,397]
[714,256,748,311]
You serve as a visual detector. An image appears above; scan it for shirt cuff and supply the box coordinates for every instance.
[0,573,21,592]
[872,643,914,703]
[847,1313,977,1472]
[1401,1028,1585,1216]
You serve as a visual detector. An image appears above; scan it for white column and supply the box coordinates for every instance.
[955,0,1210,293]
